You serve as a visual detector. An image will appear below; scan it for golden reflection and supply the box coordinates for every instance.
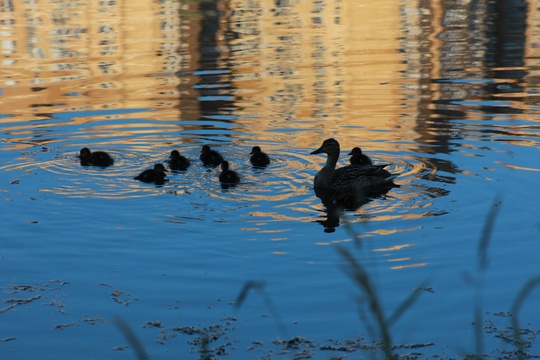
[370,227,423,236]
[228,0,407,148]
[1,0,190,121]
[390,263,428,270]
[388,257,413,262]
[5,0,531,244]
[496,162,540,172]
[259,229,287,234]
[374,244,414,252]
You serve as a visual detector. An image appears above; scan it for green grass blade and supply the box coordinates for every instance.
[114,316,149,360]
[386,282,427,328]
[234,280,289,340]
[511,277,540,359]
[477,196,502,271]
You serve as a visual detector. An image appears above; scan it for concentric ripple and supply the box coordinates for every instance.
[2,135,451,225]
[306,150,453,233]
[1,112,452,234]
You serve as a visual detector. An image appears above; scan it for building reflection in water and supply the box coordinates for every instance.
[401,0,530,175]
[1,0,536,192]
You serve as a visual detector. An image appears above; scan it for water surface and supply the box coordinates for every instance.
[1,0,540,358]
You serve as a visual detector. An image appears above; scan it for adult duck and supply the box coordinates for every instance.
[219,161,240,184]
[348,147,372,166]
[200,145,224,166]
[169,150,191,170]
[250,146,270,167]
[79,147,114,167]
[310,138,397,191]
[134,163,168,184]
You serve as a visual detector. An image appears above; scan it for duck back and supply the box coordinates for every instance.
[169,155,190,170]
[134,164,168,184]
[200,146,224,166]
[79,148,114,167]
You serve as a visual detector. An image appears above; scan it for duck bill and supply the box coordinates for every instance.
[310,147,324,155]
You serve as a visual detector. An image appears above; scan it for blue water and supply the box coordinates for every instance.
[2,0,540,359]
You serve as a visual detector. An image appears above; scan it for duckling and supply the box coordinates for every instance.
[169,150,191,170]
[348,147,373,166]
[134,163,168,184]
[250,146,271,167]
[310,138,397,190]
[219,161,240,184]
[79,147,114,167]
[200,145,224,166]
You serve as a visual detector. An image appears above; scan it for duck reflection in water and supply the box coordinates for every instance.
[310,138,398,232]
[314,186,394,233]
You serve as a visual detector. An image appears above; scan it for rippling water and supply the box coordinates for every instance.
[1,0,540,359]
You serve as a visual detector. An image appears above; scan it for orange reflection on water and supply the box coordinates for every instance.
[0,0,465,175]
[390,263,428,270]
[374,245,429,270]
[374,244,414,252]
[367,226,423,237]
[1,0,193,121]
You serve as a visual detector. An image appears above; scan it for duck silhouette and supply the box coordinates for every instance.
[219,161,240,185]
[250,146,271,167]
[134,163,168,185]
[169,150,191,170]
[311,138,397,191]
[348,147,373,166]
[200,145,224,166]
[79,148,114,167]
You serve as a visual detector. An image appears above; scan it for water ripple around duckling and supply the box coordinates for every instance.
[9,147,172,199]
[2,132,452,230]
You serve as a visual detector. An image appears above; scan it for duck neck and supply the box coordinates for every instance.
[315,151,340,188]
[324,151,339,170]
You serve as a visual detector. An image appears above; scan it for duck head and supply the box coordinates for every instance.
[154,163,168,173]
[221,160,230,171]
[311,138,340,155]
[79,147,91,159]
[250,146,261,155]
